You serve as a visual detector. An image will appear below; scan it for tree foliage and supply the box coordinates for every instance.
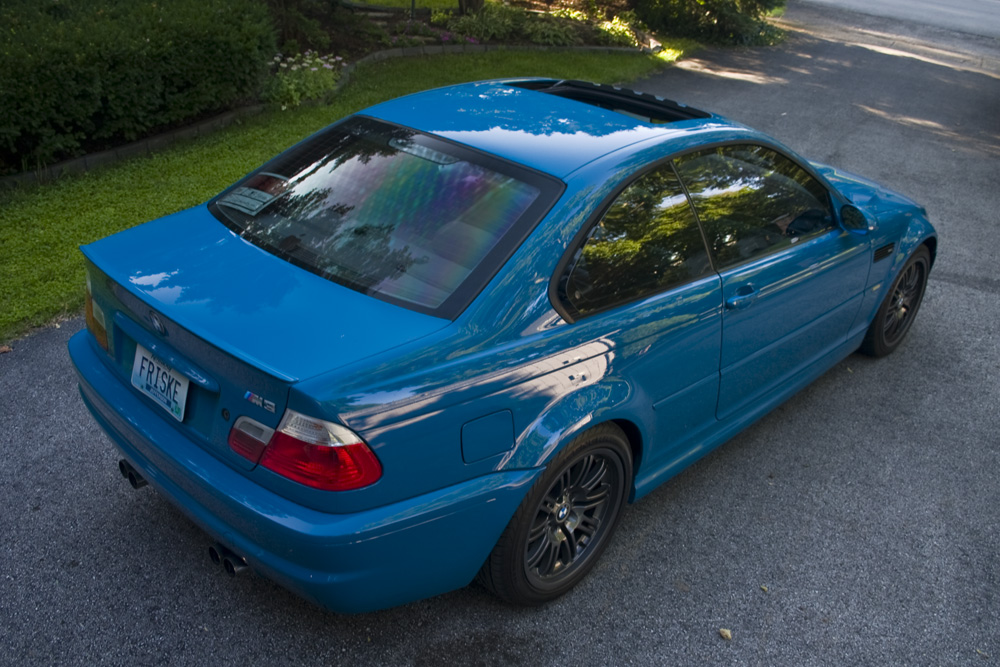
[632,0,784,45]
[566,165,709,315]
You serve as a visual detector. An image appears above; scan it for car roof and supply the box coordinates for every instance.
[361,79,735,179]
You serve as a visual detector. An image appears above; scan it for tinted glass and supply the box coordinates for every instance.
[209,117,556,317]
[562,164,711,317]
[673,145,834,269]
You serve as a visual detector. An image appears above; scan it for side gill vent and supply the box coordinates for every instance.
[506,79,712,124]
[874,243,895,263]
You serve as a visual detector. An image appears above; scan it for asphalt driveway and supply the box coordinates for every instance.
[1,3,998,665]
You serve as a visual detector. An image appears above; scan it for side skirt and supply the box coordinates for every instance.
[631,330,865,501]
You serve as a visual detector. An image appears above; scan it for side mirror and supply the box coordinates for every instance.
[840,204,874,234]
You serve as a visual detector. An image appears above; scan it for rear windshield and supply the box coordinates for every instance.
[209,116,562,319]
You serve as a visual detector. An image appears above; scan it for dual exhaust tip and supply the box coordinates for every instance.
[117,460,250,578]
[208,543,250,577]
[118,459,147,490]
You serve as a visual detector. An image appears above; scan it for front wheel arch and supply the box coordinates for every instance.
[859,245,930,357]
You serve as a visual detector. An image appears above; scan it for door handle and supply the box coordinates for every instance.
[725,285,759,310]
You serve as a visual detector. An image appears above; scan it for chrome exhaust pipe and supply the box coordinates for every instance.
[208,544,224,567]
[223,555,249,577]
[208,542,249,577]
[118,459,148,489]
[127,469,147,489]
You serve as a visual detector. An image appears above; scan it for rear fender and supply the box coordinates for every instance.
[503,376,641,478]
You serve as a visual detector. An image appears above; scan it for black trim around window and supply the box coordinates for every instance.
[549,139,838,324]
[209,115,566,321]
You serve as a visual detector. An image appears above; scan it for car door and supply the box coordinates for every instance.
[673,144,870,420]
[554,163,723,468]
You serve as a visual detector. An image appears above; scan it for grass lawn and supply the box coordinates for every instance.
[0,46,695,344]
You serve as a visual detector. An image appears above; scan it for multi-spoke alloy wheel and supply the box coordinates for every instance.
[524,451,619,586]
[882,261,923,345]
[861,246,930,357]
[477,423,631,605]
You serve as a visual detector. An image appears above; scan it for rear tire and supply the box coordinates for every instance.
[859,246,930,357]
[477,423,631,606]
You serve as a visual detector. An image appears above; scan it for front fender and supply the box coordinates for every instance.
[851,213,936,338]
[891,216,937,273]
[871,213,937,297]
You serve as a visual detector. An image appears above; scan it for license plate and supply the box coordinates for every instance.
[131,345,190,422]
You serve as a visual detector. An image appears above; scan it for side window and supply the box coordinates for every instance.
[673,144,834,270]
[561,164,712,318]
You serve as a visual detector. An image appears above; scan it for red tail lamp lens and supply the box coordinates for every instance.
[85,274,109,351]
[228,417,274,464]
[258,411,381,491]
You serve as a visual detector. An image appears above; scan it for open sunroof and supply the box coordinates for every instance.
[508,79,712,125]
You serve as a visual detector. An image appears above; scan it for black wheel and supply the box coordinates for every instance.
[477,423,631,606]
[860,245,930,357]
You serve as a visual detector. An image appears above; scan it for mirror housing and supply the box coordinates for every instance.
[840,204,875,234]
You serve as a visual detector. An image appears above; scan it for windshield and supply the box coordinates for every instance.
[209,116,561,318]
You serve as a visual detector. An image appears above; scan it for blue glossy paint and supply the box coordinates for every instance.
[462,410,515,463]
[716,230,870,419]
[71,330,538,613]
[364,80,676,178]
[70,79,937,613]
[82,204,449,383]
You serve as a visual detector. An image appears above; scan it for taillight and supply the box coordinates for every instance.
[228,416,274,463]
[228,410,381,491]
[85,273,109,351]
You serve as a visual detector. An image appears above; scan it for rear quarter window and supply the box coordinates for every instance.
[559,163,712,318]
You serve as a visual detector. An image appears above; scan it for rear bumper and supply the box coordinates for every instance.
[69,330,539,613]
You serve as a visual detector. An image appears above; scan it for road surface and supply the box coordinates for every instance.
[2,2,998,665]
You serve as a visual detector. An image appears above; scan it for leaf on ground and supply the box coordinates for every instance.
[0,345,11,354]
[719,628,732,641]
[760,585,768,592]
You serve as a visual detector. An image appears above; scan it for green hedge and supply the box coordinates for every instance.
[633,0,783,45]
[0,0,276,175]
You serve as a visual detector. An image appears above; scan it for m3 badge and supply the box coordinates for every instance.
[244,391,276,413]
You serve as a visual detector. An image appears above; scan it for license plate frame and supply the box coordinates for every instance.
[130,345,190,422]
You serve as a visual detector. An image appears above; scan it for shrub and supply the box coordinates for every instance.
[550,8,591,22]
[0,0,275,175]
[262,52,345,109]
[430,8,454,26]
[448,2,527,42]
[523,16,580,47]
[633,0,784,45]
[264,0,332,53]
[597,16,638,47]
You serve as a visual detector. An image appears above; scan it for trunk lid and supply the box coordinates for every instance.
[84,204,449,383]
[83,204,450,466]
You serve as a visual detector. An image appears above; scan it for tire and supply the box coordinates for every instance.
[859,245,930,357]
[477,423,632,606]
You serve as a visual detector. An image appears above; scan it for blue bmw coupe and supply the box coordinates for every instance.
[70,79,936,613]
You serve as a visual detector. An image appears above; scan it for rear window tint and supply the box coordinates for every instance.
[209,116,561,319]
